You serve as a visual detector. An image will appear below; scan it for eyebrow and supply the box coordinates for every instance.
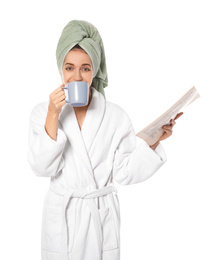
[64,63,91,67]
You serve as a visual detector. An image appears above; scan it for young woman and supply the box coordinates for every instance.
[27,20,182,260]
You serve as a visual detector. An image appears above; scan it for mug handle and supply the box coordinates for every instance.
[62,87,69,103]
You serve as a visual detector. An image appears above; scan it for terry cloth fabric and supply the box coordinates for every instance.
[56,20,108,99]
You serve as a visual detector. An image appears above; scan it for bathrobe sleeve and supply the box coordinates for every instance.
[27,102,67,177]
[112,111,167,185]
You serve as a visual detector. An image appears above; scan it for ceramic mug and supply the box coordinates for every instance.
[62,81,89,107]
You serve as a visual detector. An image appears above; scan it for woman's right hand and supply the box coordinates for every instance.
[48,83,67,115]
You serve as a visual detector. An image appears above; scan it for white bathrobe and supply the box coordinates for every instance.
[27,86,167,260]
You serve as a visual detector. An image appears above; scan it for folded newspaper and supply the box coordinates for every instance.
[136,86,200,146]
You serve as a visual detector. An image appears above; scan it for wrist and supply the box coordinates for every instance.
[150,141,160,150]
[47,109,59,119]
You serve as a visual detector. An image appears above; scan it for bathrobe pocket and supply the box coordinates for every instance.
[42,205,76,252]
[99,207,118,251]
[42,206,62,252]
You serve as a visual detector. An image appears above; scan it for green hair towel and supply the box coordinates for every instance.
[56,20,108,98]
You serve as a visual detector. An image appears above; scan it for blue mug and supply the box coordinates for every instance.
[62,81,89,107]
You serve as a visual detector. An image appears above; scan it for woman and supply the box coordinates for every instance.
[27,20,182,260]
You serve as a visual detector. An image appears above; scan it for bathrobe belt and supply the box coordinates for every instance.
[49,184,118,260]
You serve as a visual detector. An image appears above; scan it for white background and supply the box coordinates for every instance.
[0,0,214,259]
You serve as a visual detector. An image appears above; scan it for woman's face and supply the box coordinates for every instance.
[62,48,93,89]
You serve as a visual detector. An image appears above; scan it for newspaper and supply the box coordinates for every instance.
[135,86,200,146]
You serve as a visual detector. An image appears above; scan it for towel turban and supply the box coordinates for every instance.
[56,20,108,98]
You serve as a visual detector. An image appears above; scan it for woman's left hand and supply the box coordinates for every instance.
[150,112,183,149]
[159,112,183,142]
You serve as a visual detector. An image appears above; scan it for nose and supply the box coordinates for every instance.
[74,68,83,81]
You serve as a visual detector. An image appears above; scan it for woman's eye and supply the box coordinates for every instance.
[65,67,73,71]
[82,68,90,72]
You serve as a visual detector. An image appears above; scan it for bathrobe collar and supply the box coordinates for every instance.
[59,86,106,188]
